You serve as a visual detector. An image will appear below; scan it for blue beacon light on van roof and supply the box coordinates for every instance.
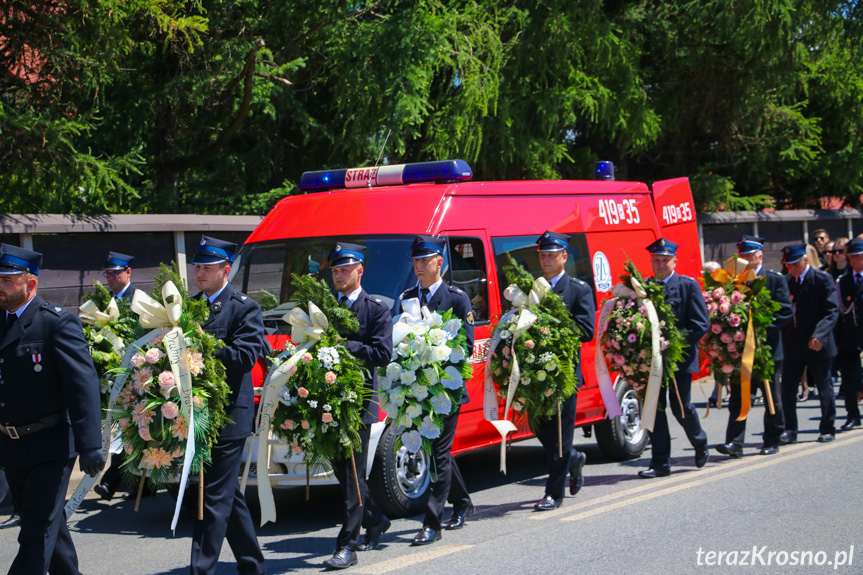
[595,161,615,181]
[298,159,473,192]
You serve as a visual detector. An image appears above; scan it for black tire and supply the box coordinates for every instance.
[594,377,648,460]
[368,425,430,518]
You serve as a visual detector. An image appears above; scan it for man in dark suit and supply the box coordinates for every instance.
[102,251,136,300]
[780,243,839,444]
[715,236,793,458]
[0,244,105,574]
[191,236,266,575]
[94,250,138,501]
[639,238,710,478]
[833,238,863,430]
[531,231,595,510]
[324,242,393,570]
[395,235,475,545]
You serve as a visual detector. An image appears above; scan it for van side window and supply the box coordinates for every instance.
[491,234,595,309]
[446,237,489,324]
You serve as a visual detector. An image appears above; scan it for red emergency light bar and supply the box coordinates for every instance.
[298,159,473,192]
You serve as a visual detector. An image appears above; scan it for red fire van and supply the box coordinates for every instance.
[229,160,703,517]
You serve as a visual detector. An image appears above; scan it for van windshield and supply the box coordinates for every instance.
[228,235,420,331]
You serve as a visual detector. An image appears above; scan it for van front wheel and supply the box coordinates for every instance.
[368,425,430,518]
[594,378,648,460]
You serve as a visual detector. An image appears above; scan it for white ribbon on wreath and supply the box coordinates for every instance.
[251,302,328,526]
[482,277,553,473]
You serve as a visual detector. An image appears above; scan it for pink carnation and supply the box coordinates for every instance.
[161,402,179,420]
[733,330,745,342]
[322,413,334,423]
[145,348,164,364]
[301,420,310,430]
[712,287,725,298]
[130,353,146,368]
[720,332,732,344]
[502,346,511,357]
[138,426,152,441]
[613,354,626,366]
[298,387,309,398]
[302,352,313,364]
[545,388,554,397]
[711,323,723,334]
[707,303,718,314]
[728,313,741,327]
[291,443,302,454]
[721,364,735,374]
[525,340,535,349]
[124,441,134,455]
[719,303,731,315]
[325,371,337,384]
[719,296,730,305]
[171,416,188,440]
[131,402,154,426]
[540,326,550,335]
[731,291,745,304]
[280,419,295,430]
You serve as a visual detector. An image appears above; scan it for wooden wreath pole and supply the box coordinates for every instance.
[350,450,363,507]
[557,403,563,458]
[306,465,311,501]
[198,468,204,520]
[134,470,148,512]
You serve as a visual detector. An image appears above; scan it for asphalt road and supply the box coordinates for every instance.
[2,380,862,574]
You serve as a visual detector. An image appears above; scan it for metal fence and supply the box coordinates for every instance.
[698,209,863,272]
[2,209,860,310]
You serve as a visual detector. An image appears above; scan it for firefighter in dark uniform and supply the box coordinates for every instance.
[532,231,595,510]
[324,242,393,570]
[779,243,839,444]
[715,236,793,458]
[95,251,138,501]
[639,238,710,478]
[833,238,863,430]
[190,236,266,575]
[0,244,105,575]
[395,235,475,545]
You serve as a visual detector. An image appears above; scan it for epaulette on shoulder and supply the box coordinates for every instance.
[571,277,587,286]
[447,285,464,294]
[231,291,251,304]
[367,294,386,307]
[42,301,65,316]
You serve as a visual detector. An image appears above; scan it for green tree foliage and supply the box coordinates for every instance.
[1,1,862,214]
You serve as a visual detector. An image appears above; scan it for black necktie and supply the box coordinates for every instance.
[6,313,17,333]
[856,273,862,284]
[340,296,349,308]
[420,288,430,307]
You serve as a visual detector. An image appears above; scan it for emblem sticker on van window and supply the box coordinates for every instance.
[593,251,612,292]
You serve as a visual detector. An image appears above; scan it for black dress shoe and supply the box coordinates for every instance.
[708,397,718,408]
[0,513,20,529]
[817,433,835,443]
[356,517,391,551]
[323,548,358,570]
[569,451,587,496]
[694,447,709,468]
[715,443,743,458]
[778,431,797,445]
[534,494,562,510]
[444,503,475,530]
[638,466,670,478]
[94,483,115,501]
[840,420,861,431]
[411,526,441,546]
[759,445,779,455]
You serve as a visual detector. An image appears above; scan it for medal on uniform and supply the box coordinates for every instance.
[32,353,42,372]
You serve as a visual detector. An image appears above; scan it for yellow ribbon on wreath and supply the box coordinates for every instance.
[711,256,764,421]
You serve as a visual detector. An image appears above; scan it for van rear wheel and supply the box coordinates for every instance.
[368,425,430,518]
[594,378,648,460]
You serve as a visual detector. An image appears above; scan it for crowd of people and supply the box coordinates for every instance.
[0,229,861,574]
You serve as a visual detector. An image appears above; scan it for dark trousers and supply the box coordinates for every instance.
[191,437,265,575]
[838,350,862,422]
[332,426,384,551]
[531,392,578,499]
[726,361,785,447]
[0,468,13,512]
[648,372,707,467]
[99,452,126,492]
[782,357,836,435]
[7,457,79,575]
[423,407,471,531]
